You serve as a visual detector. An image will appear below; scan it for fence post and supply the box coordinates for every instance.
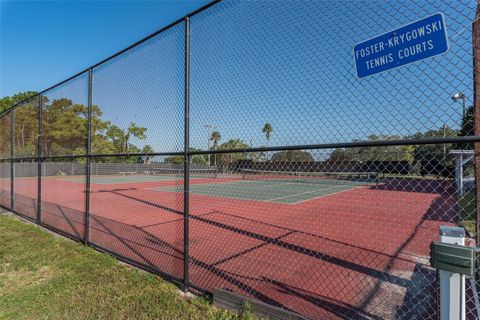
[10,110,14,210]
[37,94,43,224]
[85,68,93,244]
[472,5,480,320]
[473,0,480,246]
[183,15,191,293]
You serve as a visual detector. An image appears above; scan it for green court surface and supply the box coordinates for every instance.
[152,179,364,204]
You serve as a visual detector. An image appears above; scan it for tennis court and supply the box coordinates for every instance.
[152,170,378,204]
[2,1,478,319]
[1,164,465,319]
[67,168,217,185]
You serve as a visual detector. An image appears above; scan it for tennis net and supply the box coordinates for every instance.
[240,169,379,186]
[149,168,218,179]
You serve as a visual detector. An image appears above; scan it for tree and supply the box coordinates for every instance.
[105,122,147,154]
[409,126,458,176]
[0,91,37,114]
[328,148,359,162]
[0,92,39,158]
[210,131,221,149]
[209,130,221,166]
[13,100,39,157]
[271,150,314,162]
[459,105,474,137]
[192,154,208,165]
[458,105,474,149]
[42,98,89,156]
[164,155,183,165]
[126,123,147,152]
[90,105,117,155]
[141,145,154,164]
[262,123,273,147]
[326,135,415,163]
[164,148,207,165]
[1,92,151,163]
[106,125,127,152]
[0,114,9,157]
[216,139,250,167]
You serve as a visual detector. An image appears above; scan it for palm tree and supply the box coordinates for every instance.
[210,130,221,166]
[262,123,273,147]
[210,131,221,149]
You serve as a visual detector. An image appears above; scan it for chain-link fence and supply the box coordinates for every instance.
[1,1,479,319]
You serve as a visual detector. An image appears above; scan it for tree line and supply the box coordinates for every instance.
[0,92,474,171]
[0,93,152,161]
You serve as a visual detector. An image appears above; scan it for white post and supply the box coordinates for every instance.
[454,155,463,195]
[439,226,466,320]
[459,154,464,195]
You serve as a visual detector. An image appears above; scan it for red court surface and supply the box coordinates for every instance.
[2,175,460,319]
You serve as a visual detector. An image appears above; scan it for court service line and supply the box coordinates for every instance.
[194,179,310,191]
[264,185,349,202]
[151,178,353,194]
[287,186,365,205]
[265,186,362,204]
[234,179,342,191]
[147,182,362,205]
[147,179,335,193]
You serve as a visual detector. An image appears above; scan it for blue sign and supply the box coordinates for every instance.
[354,13,448,78]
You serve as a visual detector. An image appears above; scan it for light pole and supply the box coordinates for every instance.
[452,92,466,122]
[204,124,215,165]
[443,123,447,155]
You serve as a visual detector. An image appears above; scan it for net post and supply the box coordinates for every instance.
[37,94,43,225]
[183,15,191,293]
[85,68,93,245]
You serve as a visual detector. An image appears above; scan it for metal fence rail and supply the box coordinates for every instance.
[1,1,480,319]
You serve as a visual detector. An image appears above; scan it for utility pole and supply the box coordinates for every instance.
[444,123,447,155]
[452,92,466,123]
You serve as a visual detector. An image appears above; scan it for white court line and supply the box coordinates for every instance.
[148,179,337,192]
[264,185,355,202]
[233,179,339,191]
[286,186,364,205]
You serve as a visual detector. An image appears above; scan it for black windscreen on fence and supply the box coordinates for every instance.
[0,1,479,319]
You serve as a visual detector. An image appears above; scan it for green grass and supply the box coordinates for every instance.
[458,191,476,236]
[0,214,247,320]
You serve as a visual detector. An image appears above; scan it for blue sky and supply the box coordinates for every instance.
[0,0,208,97]
[1,1,477,154]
